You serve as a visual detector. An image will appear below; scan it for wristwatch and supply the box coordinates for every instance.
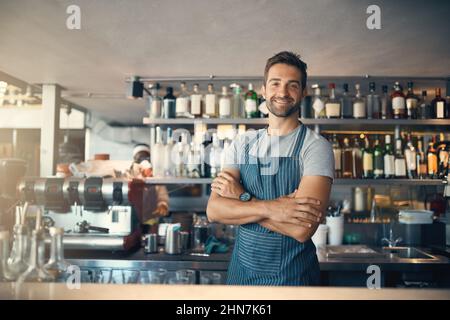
[239,191,252,202]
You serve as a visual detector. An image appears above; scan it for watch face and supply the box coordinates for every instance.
[240,192,251,201]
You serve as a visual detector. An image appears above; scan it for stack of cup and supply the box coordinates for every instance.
[326,215,344,246]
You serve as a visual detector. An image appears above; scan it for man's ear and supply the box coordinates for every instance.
[302,87,308,98]
[261,84,266,100]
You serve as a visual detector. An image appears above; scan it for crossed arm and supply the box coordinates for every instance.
[206,168,332,243]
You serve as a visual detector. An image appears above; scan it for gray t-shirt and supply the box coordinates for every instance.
[223,124,334,181]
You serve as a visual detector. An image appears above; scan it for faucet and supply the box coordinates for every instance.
[381,226,402,248]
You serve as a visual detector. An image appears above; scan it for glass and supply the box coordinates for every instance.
[175,269,196,284]
[0,230,14,281]
[7,219,29,280]
[148,268,168,284]
[80,269,94,283]
[93,268,112,283]
[110,269,140,284]
[44,227,71,282]
[200,272,222,285]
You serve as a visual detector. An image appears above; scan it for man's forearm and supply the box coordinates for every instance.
[259,218,318,243]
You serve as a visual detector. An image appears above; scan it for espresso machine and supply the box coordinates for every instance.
[16,177,145,251]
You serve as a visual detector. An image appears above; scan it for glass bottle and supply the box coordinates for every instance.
[362,136,373,178]
[7,212,29,279]
[203,83,218,118]
[244,83,259,118]
[163,127,174,177]
[367,82,381,119]
[311,84,326,119]
[384,135,395,179]
[148,83,162,119]
[44,227,70,282]
[431,88,447,119]
[151,126,165,177]
[209,133,222,178]
[353,84,366,119]
[342,137,353,178]
[405,82,419,119]
[175,82,191,118]
[416,138,427,179]
[419,90,430,120]
[18,230,55,283]
[427,136,438,179]
[352,136,363,179]
[391,82,406,119]
[380,85,392,119]
[373,135,384,179]
[186,142,201,178]
[404,133,417,179]
[436,133,449,179]
[394,135,407,178]
[325,83,341,118]
[232,85,245,119]
[331,134,342,178]
[163,87,176,119]
[219,86,232,119]
[340,83,353,118]
[0,230,14,281]
[190,84,203,118]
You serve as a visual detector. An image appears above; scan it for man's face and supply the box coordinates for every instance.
[262,63,304,118]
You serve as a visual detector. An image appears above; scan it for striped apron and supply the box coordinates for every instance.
[226,124,320,286]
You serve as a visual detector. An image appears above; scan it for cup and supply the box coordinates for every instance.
[165,224,182,254]
[143,233,158,253]
[311,224,328,250]
[326,215,344,246]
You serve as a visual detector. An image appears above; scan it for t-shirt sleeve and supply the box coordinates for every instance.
[301,133,335,181]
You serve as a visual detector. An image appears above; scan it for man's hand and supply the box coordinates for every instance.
[211,171,244,200]
[152,203,169,217]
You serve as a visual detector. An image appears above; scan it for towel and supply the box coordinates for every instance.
[204,236,229,254]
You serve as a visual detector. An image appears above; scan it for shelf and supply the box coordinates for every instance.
[144,177,444,186]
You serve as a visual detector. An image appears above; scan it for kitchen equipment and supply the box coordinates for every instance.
[398,210,434,224]
[165,224,182,254]
[143,233,158,253]
[325,245,387,258]
[180,231,190,251]
[326,215,344,245]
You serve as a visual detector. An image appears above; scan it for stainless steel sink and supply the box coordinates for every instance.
[381,247,437,260]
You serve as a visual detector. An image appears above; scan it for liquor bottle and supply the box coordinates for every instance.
[209,133,222,178]
[187,142,201,178]
[163,127,174,177]
[175,82,191,118]
[391,82,406,119]
[353,84,366,119]
[148,83,162,119]
[151,126,165,177]
[331,134,342,178]
[384,135,395,179]
[436,133,449,179]
[203,83,218,118]
[427,136,438,179]
[163,87,176,119]
[341,83,353,118]
[373,135,384,179]
[394,135,407,178]
[404,133,417,179]
[311,84,326,119]
[366,82,381,119]
[405,82,419,119]
[362,136,373,178]
[244,83,259,118]
[419,90,430,120]
[352,136,363,178]
[325,83,341,118]
[219,86,232,119]
[44,227,71,282]
[380,85,392,119]
[190,84,203,118]
[431,88,447,119]
[416,138,427,179]
[300,95,312,119]
[231,85,244,118]
[342,137,353,178]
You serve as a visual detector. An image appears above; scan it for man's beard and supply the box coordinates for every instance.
[266,97,301,117]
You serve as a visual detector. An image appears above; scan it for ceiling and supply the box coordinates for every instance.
[0,0,449,125]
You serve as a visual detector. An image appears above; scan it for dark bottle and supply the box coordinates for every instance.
[436,133,449,179]
[373,135,384,179]
[427,136,438,179]
[391,82,406,119]
[352,136,363,179]
[380,85,392,119]
[419,90,430,119]
[342,137,353,178]
[416,138,427,179]
[163,87,176,119]
[362,136,374,179]
[341,83,353,118]
[405,82,419,119]
[366,82,381,119]
[431,88,448,119]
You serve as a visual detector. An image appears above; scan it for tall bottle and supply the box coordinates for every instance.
[219,86,232,119]
[175,82,191,118]
[148,83,162,119]
[341,83,353,118]
[384,135,395,179]
[362,136,373,178]
[190,84,203,118]
[44,227,70,282]
[187,142,201,178]
[231,85,244,118]
[427,136,438,178]
[203,83,218,118]
[163,87,176,119]
[419,90,430,120]
[405,82,419,119]
[331,134,342,178]
[436,133,449,179]
[209,133,222,178]
[367,82,381,119]
[391,82,406,119]
[373,135,384,179]
[380,85,392,119]
[311,84,326,119]
[163,127,174,177]
[416,138,427,179]
[394,134,407,178]
[352,136,363,178]
[325,83,341,118]
[404,133,417,179]
[431,88,447,119]
[0,230,14,281]
[244,83,259,118]
[342,138,353,178]
[353,84,366,119]
[151,126,165,177]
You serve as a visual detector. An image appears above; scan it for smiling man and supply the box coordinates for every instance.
[206,51,334,286]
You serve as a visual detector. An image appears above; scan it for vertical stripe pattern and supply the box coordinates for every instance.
[227,125,320,286]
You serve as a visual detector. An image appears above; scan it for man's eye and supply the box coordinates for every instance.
[289,83,300,89]
[270,82,280,87]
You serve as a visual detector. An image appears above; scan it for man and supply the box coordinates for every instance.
[206,51,334,286]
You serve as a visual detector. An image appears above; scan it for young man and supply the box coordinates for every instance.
[206,51,334,286]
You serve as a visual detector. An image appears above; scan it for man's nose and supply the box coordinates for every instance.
[278,85,289,97]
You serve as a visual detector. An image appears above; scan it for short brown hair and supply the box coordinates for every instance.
[264,51,307,91]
